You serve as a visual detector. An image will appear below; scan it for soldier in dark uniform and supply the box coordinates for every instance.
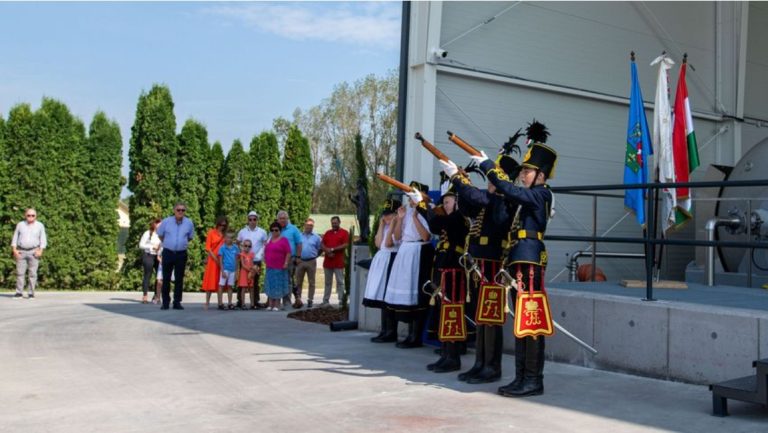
[471,121,557,397]
[440,139,522,384]
[418,180,470,373]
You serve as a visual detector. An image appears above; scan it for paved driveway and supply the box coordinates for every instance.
[1,292,765,432]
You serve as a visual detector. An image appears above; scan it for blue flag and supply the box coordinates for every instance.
[624,60,653,227]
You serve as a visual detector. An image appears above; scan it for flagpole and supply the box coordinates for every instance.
[653,168,663,281]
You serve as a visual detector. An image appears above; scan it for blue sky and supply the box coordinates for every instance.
[0,1,402,189]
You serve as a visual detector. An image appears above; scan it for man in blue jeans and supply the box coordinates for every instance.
[157,202,195,310]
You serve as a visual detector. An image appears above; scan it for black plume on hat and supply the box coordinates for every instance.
[463,160,486,181]
[500,128,523,157]
[526,120,550,144]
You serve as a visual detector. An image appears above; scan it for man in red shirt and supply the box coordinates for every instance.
[321,216,350,306]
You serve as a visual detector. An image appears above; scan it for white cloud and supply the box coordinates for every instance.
[205,2,401,49]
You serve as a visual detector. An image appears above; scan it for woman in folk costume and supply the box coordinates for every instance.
[471,120,557,398]
[363,197,401,343]
[440,132,522,384]
[418,178,470,372]
[383,181,435,349]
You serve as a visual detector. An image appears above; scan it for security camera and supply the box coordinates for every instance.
[432,48,448,60]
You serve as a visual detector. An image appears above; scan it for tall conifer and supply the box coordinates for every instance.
[177,119,209,288]
[280,126,313,224]
[218,139,252,221]
[202,141,225,229]
[83,112,123,288]
[250,132,282,223]
[125,85,178,288]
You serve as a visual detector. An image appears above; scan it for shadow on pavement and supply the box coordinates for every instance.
[86,299,768,430]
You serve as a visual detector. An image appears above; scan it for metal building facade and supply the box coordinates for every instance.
[400,1,768,282]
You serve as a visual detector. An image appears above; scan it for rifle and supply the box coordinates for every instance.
[375,173,413,193]
[415,132,469,178]
[447,131,483,157]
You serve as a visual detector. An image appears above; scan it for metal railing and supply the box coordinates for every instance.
[547,178,768,301]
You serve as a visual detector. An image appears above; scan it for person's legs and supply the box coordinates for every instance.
[26,254,39,297]
[160,250,174,308]
[295,261,308,303]
[322,268,333,304]
[333,268,344,305]
[141,253,155,297]
[282,261,294,307]
[15,252,29,296]
[252,261,262,306]
[172,250,187,307]
[306,260,317,306]
[205,291,211,309]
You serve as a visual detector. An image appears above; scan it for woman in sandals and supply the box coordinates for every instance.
[263,221,292,311]
[202,216,228,309]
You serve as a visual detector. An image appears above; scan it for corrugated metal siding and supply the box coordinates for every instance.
[746,2,768,120]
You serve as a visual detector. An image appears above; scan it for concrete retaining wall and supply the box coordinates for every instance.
[354,283,768,385]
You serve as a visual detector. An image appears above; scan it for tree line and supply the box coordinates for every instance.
[0,70,397,290]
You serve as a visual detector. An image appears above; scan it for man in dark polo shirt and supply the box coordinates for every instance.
[320,216,349,306]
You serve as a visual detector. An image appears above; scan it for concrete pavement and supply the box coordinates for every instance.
[0,291,765,432]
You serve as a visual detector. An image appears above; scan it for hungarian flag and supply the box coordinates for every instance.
[671,58,700,227]
[624,57,653,227]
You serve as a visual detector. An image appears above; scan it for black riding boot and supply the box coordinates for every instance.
[427,343,447,370]
[467,325,502,384]
[371,309,397,343]
[506,336,545,397]
[498,337,526,396]
[396,317,423,348]
[458,325,485,381]
[434,342,461,373]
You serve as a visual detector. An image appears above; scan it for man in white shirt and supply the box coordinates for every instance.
[237,211,268,308]
[11,208,48,299]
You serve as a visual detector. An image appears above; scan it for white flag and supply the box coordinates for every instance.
[650,54,676,233]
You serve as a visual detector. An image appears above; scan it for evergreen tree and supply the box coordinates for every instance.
[0,105,35,283]
[202,141,225,229]
[0,113,11,284]
[124,84,179,288]
[250,132,282,223]
[19,99,88,289]
[177,119,209,290]
[218,139,253,222]
[352,133,370,242]
[280,125,313,224]
[83,112,123,288]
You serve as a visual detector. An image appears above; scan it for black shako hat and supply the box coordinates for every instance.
[521,120,557,179]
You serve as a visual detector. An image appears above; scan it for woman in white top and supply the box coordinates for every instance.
[363,198,401,343]
[139,218,162,304]
[383,182,435,349]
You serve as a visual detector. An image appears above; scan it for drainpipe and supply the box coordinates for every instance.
[705,217,742,286]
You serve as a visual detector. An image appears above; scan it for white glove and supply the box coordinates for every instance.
[439,159,459,177]
[468,150,490,165]
[405,190,423,205]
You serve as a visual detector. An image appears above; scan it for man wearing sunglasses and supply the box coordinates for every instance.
[237,211,268,308]
[11,208,47,299]
[156,201,195,310]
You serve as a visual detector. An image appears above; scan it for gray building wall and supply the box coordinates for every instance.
[403,1,768,282]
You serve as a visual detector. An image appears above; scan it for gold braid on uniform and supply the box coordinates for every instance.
[501,205,522,269]
[486,166,510,182]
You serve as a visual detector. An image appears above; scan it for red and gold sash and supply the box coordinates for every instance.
[513,265,554,338]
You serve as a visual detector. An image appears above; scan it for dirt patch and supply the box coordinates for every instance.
[287,306,348,325]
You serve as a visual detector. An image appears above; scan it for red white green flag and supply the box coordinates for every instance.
[671,58,700,228]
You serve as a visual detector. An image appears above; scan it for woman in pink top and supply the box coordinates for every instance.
[263,221,291,311]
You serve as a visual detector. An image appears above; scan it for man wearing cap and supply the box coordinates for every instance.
[297,218,322,308]
[237,211,268,308]
[471,120,557,398]
[11,208,47,299]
